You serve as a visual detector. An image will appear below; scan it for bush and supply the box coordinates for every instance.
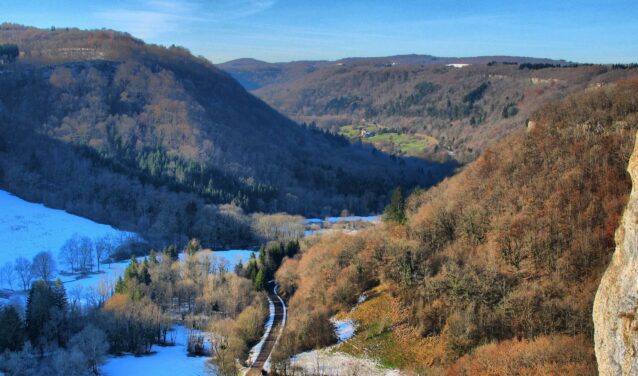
[445,335,596,376]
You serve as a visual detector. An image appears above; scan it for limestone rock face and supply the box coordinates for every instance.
[594,132,638,375]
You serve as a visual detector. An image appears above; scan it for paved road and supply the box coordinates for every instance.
[247,283,285,376]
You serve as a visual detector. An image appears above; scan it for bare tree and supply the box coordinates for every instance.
[32,251,57,283]
[68,324,109,375]
[69,284,84,308]
[252,213,305,242]
[97,277,113,305]
[94,235,115,272]
[78,237,94,273]
[59,234,81,272]
[0,261,15,290]
[14,257,33,291]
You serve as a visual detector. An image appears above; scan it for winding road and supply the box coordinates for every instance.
[247,283,286,376]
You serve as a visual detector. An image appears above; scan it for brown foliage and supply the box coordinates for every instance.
[275,80,638,371]
[445,335,596,376]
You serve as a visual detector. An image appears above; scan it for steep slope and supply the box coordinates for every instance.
[221,56,638,162]
[0,25,452,246]
[273,80,638,374]
[593,132,638,375]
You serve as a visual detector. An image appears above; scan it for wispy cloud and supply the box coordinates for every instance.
[93,0,276,39]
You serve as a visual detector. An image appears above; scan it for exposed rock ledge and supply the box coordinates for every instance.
[594,131,638,375]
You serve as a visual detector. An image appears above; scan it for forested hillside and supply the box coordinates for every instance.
[0,24,452,246]
[272,79,638,375]
[219,55,568,91]
[222,56,638,162]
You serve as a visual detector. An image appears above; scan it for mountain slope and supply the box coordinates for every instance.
[0,25,452,246]
[218,54,569,91]
[221,56,638,162]
[273,79,638,374]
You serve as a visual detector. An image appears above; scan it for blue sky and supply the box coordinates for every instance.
[3,0,637,63]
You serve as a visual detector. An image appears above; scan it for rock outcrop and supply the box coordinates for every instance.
[594,131,638,375]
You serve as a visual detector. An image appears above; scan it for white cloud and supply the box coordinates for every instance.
[93,0,276,40]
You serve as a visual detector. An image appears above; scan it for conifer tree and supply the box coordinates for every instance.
[245,254,258,282]
[253,269,265,291]
[383,187,407,224]
[164,244,179,261]
[0,306,24,351]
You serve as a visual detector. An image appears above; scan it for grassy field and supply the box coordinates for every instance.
[339,124,437,157]
[334,285,449,374]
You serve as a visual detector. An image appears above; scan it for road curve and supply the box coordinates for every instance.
[246,283,286,376]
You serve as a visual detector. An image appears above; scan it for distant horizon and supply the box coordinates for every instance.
[0,23,628,66]
[217,54,575,66]
[3,1,637,64]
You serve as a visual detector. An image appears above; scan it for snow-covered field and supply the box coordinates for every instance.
[303,215,380,225]
[0,190,135,268]
[291,349,401,376]
[0,189,254,302]
[101,325,212,376]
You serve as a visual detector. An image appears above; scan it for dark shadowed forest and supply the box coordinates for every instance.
[0,24,454,247]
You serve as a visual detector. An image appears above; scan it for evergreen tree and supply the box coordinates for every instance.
[285,240,300,258]
[253,269,265,291]
[124,257,139,282]
[164,244,179,261]
[114,276,126,294]
[383,187,406,224]
[139,259,151,285]
[245,254,258,282]
[26,280,68,347]
[234,260,244,276]
[51,278,68,310]
[0,305,24,351]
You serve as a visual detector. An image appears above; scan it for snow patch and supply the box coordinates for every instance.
[325,215,380,224]
[331,318,356,342]
[101,325,210,376]
[291,349,401,376]
[357,293,368,305]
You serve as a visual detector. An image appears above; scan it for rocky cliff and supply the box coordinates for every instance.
[594,131,638,375]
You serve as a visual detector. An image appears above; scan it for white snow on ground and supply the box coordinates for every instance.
[303,216,380,225]
[58,259,134,305]
[331,318,356,342]
[357,293,368,305]
[303,218,324,224]
[247,294,275,366]
[289,290,403,376]
[291,350,401,376]
[326,215,380,224]
[0,190,135,268]
[101,325,212,376]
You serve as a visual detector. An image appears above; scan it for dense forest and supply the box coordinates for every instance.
[222,56,638,162]
[0,24,454,246]
[219,55,569,91]
[270,79,638,375]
